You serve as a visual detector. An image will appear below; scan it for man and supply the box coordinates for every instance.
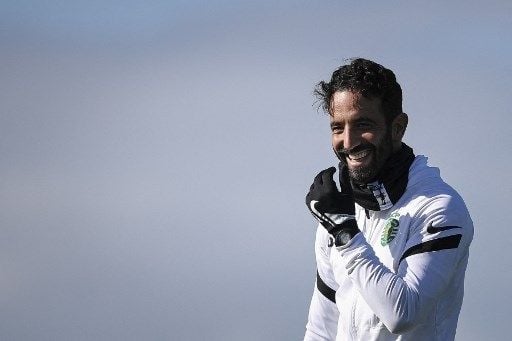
[304,58,473,340]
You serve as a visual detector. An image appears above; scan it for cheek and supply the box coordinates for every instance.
[331,134,343,149]
[361,132,377,144]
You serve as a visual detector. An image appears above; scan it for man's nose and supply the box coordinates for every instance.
[342,127,359,151]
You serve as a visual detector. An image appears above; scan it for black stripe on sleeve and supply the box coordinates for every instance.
[316,271,336,304]
[399,234,462,264]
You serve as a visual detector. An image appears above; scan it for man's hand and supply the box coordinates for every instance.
[306,164,359,246]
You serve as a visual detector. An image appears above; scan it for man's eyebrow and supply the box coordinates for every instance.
[330,117,376,127]
[354,117,377,124]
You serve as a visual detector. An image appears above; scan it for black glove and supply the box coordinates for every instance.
[306,164,360,246]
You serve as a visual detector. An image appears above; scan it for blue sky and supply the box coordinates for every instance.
[1,1,511,340]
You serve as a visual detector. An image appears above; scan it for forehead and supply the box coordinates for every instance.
[329,90,385,122]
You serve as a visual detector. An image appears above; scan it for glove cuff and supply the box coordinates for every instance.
[324,212,355,225]
[322,213,355,234]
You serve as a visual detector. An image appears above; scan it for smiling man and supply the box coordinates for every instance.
[304,58,473,340]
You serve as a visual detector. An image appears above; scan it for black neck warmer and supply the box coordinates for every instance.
[349,143,415,211]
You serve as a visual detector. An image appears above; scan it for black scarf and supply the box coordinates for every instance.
[349,143,415,211]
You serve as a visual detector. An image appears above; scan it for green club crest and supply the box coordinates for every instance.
[381,213,400,246]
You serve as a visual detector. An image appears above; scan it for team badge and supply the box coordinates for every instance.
[381,212,400,246]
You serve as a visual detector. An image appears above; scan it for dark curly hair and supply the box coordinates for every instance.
[314,58,403,122]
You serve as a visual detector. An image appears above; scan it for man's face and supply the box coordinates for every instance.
[330,90,393,183]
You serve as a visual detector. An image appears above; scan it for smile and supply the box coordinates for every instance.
[347,149,371,161]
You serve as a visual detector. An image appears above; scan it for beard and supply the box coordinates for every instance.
[338,129,393,184]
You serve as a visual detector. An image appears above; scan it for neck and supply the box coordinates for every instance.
[350,143,415,211]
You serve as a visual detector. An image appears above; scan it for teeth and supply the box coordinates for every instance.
[348,149,371,160]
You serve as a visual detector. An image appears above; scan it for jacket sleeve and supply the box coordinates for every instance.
[304,225,340,341]
[335,195,473,334]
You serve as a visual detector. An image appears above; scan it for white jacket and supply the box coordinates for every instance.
[304,156,474,341]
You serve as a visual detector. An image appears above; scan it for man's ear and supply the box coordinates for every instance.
[391,113,408,141]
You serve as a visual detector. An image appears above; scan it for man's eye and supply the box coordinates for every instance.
[357,122,372,129]
[331,127,343,134]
